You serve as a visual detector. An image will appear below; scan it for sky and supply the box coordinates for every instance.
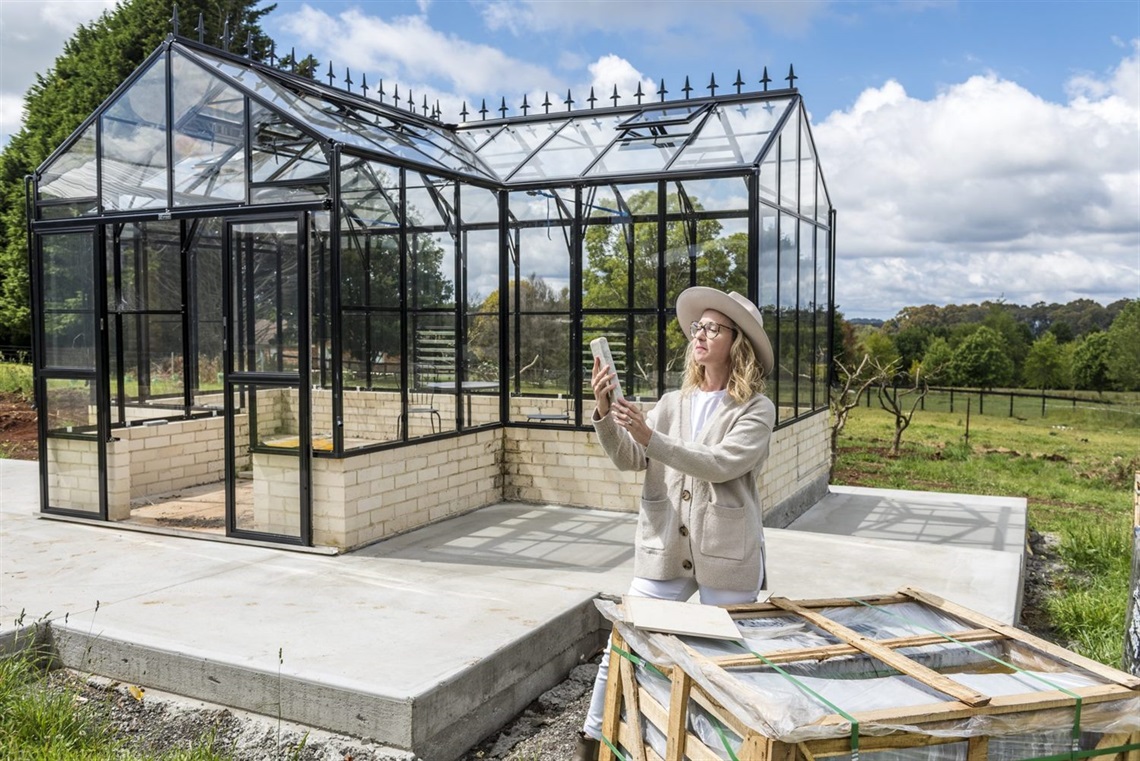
[0,0,1137,320]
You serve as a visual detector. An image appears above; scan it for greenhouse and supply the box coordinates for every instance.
[28,33,835,550]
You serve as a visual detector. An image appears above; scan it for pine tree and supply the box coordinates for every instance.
[0,0,278,348]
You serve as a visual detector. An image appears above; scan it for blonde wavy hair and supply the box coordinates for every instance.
[681,326,767,404]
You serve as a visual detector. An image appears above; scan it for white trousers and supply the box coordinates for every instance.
[582,576,761,740]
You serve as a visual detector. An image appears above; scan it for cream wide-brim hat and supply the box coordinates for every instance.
[675,287,775,377]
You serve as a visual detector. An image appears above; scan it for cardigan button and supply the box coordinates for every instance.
[679,525,689,537]
[682,559,693,570]
[681,489,692,501]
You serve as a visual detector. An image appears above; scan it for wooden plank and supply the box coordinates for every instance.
[664,671,691,761]
[901,587,1140,689]
[617,638,648,761]
[769,596,992,707]
[1128,730,1140,761]
[966,736,989,761]
[806,731,969,755]
[637,688,725,761]
[709,629,1000,668]
[617,719,665,761]
[600,631,627,761]
[724,593,910,617]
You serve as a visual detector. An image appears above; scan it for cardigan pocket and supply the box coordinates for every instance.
[699,502,749,561]
[638,496,674,551]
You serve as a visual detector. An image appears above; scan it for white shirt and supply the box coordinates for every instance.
[690,388,727,439]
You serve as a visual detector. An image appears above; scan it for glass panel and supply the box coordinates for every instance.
[112,221,182,312]
[189,218,224,404]
[230,220,300,374]
[509,313,569,422]
[510,187,575,223]
[119,314,183,404]
[815,227,830,409]
[409,231,456,310]
[101,58,168,210]
[816,167,830,223]
[473,121,564,179]
[464,228,500,312]
[251,104,328,183]
[664,317,687,393]
[341,312,401,447]
[509,113,625,182]
[407,312,457,436]
[671,98,791,171]
[799,118,817,220]
[341,156,400,231]
[621,103,707,127]
[45,379,100,514]
[758,203,778,409]
[310,212,333,390]
[777,212,798,414]
[171,51,246,207]
[585,133,683,177]
[798,219,815,412]
[406,174,454,230]
[695,217,748,295]
[759,133,778,204]
[673,177,749,213]
[38,123,97,206]
[455,124,503,153]
[512,227,570,310]
[460,184,499,226]
[778,108,799,210]
[235,383,302,538]
[583,186,657,311]
[42,233,95,369]
[465,309,499,427]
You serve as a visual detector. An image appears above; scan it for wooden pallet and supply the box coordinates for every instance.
[600,588,1140,761]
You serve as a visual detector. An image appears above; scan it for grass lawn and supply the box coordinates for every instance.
[831,399,1138,667]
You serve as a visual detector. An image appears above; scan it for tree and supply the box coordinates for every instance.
[878,361,932,457]
[982,304,1031,383]
[1023,333,1066,390]
[859,330,900,376]
[1071,331,1113,394]
[892,324,936,377]
[828,354,892,477]
[0,0,278,348]
[921,337,954,385]
[1105,300,1140,391]
[949,326,1014,389]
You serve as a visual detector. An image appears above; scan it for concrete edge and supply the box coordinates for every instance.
[51,626,416,749]
[765,471,830,528]
[413,597,609,761]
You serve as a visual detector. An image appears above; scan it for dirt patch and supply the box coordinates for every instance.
[0,391,38,460]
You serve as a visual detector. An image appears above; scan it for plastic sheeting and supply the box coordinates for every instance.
[597,598,1140,749]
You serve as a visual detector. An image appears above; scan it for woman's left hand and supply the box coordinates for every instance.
[612,399,650,446]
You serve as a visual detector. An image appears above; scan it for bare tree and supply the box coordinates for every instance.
[877,360,933,457]
[829,354,893,478]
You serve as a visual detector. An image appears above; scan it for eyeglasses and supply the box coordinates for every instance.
[689,320,737,339]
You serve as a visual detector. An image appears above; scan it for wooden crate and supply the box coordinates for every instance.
[600,587,1140,761]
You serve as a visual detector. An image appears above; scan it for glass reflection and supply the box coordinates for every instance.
[101,59,168,210]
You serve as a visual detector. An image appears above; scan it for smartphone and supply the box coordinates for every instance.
[590,337,625,402]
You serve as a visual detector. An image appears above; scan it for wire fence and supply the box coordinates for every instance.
[858,385,1139,420]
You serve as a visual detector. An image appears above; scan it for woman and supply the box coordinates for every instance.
[576,286,776,761]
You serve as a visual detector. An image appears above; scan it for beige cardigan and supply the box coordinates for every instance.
[593,389,775,592]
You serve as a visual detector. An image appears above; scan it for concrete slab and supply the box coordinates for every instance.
[0,460,1030,759]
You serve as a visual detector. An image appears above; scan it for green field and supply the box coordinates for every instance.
[832,397,1138,667]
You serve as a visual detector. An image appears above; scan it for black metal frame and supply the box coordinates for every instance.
[26,34,836,546]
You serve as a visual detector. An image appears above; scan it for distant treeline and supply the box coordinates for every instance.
[836,298,1140,393]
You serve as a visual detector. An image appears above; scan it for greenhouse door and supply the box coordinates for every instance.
[222,216,311,545]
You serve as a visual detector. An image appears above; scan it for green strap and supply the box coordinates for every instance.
[611,643,670,680]
[600,734,629,761]
[736,640,861,760]
[710,715,742,761]
[847,598,1084,753]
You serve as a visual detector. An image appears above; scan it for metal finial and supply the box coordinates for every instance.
[435,99,441,120]
[393,83,400,106]
[460,101,469,122]
[786,64,797,88]
[542,92,552,114]
[499,96,508,118]
[588,87,597,109]
[172,4,179,35]
[422,94,429,114]
[344,68,353,92]
[734,69,744,94]
[221,19,230,51]
[634,82,644,105]
[707,73,717,96]
[197,13,204,42]
[269,41,277,67]
[610,85,620,107]
[479,99,489,120]
[289,47,296,73]
[408,89,415,112]
[657,78,667,102]
[245,31,253,58]
[564,89,574,111]
[521,94,529,116]
[361,73,369,98]
[378,79,385,103]
[760,66,771,91]
[326,61,335,86]
[682,76,692,99]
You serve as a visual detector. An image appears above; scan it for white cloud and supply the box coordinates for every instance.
[814,44,1140,318]
[0,0,117,143]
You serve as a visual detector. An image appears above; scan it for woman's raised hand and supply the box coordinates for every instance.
[591,356,617,417]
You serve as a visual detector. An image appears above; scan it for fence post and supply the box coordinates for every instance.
[1010,393,1014,418]
[1042,388,1047,418]
[950,388,954,414]
[1124,472,1140,676]
[979,390,984,416]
